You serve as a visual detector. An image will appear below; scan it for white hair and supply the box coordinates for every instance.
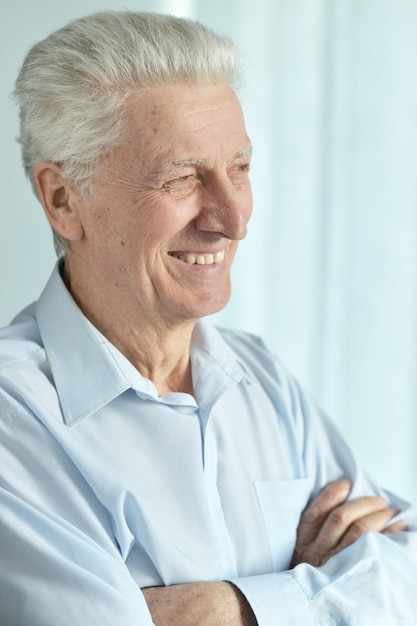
[13,11,242,256]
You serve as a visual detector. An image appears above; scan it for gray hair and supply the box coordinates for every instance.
[13,11,242,256]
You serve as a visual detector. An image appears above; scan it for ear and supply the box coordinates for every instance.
[33,162,84,242]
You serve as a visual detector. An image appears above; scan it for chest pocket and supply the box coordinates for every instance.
[254,478,313,571]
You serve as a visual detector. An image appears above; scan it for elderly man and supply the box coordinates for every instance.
[0,11,416,625]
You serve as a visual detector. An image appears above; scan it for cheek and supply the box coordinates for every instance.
[80,182,197,264]
[243,185,254,222]
[143,196,197,240]
[94,193,162,244]
[82,208,114,247]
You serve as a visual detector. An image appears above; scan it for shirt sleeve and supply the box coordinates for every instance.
[231,361,417,625]
[0,410,155,626]
[232,531,417,625]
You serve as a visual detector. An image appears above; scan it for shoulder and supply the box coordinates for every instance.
[0,303,53,419]
[0,303,44,369]
[216,326,289,384]
[0,304,43,364]
[216,325,322,432]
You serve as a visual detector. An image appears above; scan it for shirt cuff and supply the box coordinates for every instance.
[230,571,315,626]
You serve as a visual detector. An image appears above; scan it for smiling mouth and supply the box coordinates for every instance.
[169,250,225,265]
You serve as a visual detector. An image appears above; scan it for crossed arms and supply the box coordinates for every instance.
[141,479,406,625]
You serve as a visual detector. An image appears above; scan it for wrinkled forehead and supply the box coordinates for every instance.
[125,82,246,133]
[118,83,250,169]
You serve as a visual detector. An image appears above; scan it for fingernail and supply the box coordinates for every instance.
[339,478,351,492]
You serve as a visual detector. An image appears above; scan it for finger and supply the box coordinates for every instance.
[296,479,352,545]
[382,519,408,535]
[336,507,398,551]
[314,496,388,551]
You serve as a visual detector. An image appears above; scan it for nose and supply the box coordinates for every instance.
[194,174,252,241]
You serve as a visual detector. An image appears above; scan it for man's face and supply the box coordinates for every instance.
[67,83,253,327]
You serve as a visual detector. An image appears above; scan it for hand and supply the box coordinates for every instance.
[291,478,407,568]
[142,581,257,626]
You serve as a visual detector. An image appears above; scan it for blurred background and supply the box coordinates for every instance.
[1,0,416,502]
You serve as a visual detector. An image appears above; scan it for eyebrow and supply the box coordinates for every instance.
[233,144,253,160]
[148,143,253,181]
[147,159,204,181]
[160,158,206,170]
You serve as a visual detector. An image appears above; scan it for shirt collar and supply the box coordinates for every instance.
[36,263,249,426]
[36,263,133,426]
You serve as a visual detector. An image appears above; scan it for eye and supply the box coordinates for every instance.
[162,174,198,195]
[235,163,251,172]
[229,162,251,184]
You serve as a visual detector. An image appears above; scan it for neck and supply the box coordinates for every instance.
[63,261,196,396]
[111,325,195,396]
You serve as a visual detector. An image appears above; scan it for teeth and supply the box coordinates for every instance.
[172,250,225,265]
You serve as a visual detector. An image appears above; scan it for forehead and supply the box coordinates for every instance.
[122,83,249,165]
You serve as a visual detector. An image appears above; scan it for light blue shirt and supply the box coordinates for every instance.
[0,264,416,625]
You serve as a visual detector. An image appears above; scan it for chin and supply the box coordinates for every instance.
[183,293,231,320]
